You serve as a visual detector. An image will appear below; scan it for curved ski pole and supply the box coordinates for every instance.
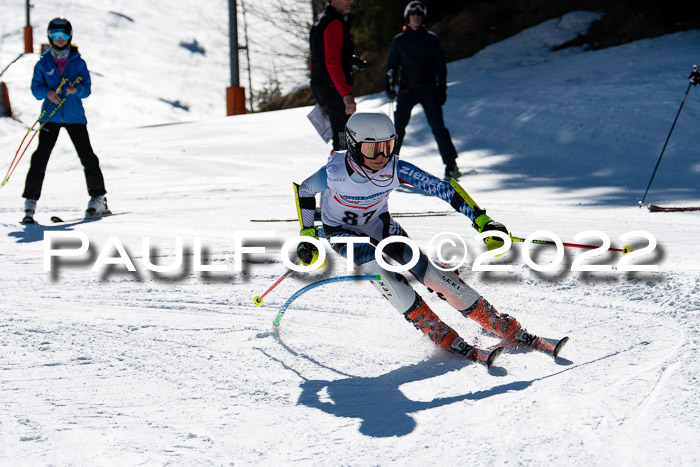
[272,274,380,328]
[510,234,631,254]
[2,77,80,187]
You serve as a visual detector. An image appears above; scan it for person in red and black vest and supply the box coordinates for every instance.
[309,0,358,151]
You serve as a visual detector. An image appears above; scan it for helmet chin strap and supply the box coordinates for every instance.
[356,154,397,188]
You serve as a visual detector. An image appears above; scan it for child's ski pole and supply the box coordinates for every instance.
[2,77,81,187]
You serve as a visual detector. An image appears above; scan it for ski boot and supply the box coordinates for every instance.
[22,198,36,224]
[86,195,111,217]
[405,295,503,369]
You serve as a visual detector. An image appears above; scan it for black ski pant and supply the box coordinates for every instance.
[311,84,350,151]
[22,123,107,200]
[394,86,457,165]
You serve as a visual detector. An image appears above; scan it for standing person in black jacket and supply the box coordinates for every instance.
[309,0,357,151]
[385,1,460,179]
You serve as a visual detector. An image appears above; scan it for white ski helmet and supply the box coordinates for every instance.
[345,112,398,164]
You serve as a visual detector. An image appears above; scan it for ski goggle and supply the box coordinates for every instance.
[48,31,71,41]
[359,140,395,160]
[404,2,427,17]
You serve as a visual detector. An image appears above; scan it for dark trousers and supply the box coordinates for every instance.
[23,123,106,200]
[311,84,350,151]
[394,86,457,165]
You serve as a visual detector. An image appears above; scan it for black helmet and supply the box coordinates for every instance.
[47,17,73,49]
[404,1,427,18]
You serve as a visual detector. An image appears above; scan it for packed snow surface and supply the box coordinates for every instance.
[1,4,699,465]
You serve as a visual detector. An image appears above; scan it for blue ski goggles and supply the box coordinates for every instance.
[49,31,72,41]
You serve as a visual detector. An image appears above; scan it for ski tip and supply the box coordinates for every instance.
[553,336,569,359]
[465,345,503,368]
[647,204,700,212]
[487,346,504,368]
[50,216,64,223]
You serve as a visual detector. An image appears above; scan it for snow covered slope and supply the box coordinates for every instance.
[1,7,700,466]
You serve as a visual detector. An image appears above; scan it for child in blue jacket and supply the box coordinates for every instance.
[22,18,109,223]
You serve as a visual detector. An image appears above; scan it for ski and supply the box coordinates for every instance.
[50,211,131,223]
[532,336,569,358]
[648,204,700,212]
[468,345,504,368]
[251,210,453,222]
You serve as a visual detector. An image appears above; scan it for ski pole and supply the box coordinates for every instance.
[386,69,396,123]
[2,77,80,187]
[639,65,698,207]
[2,77,69,186]
[272,274,380,328]
[510,234,631,255]
[253,266,296,306]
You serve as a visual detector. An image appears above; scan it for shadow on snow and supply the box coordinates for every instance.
[262,332,647,438]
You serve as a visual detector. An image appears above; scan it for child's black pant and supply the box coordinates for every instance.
[22,123,106,200]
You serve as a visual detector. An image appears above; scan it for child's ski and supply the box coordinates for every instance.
[50,211,131,223]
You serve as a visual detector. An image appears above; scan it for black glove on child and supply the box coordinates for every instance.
[473,214,509,251]
[297,227,320,266]
[297,242,318,265]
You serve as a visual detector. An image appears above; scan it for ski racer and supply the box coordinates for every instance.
[294,112,567,367]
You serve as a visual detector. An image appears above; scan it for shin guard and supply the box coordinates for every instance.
[460,296,522,341]
[361,260,416,313]
[423,264,480,311]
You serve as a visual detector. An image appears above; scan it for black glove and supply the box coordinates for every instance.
[297,227,320,266]
[385,70,397,100]
[352,55,367,71]
[436,84,447,105]
[481,219,508,236]
[690,67,700,86]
